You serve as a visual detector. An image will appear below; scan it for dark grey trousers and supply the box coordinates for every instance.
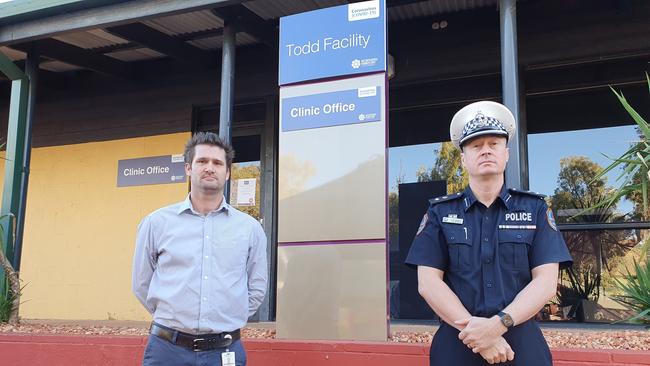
[142,334,247,366]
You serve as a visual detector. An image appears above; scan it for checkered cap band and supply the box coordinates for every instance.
[461,113,507,141]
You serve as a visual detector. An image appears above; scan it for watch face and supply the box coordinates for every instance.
[501,313,514,328]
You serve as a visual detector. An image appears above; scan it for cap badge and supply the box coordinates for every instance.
[474,111,486,127]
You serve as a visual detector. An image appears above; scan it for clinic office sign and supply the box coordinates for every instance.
[279,0,386,85]
[117,155,186,187]
[282,86,381,132]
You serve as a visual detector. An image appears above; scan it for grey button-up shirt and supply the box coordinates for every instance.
[132,195,268,334]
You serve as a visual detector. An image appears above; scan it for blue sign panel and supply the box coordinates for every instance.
[117,155,186,187]
[279,0,386,86]
[282,86,381,132]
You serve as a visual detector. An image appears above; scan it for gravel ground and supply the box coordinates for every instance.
[1,323,648,351]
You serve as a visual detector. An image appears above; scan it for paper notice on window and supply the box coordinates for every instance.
[236,178,257,206]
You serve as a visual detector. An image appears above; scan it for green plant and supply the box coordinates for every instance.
[566,265,601,302]
[612,259,650,324]
[587,73,650,218]
[0,288,18,323]
[0,213,21,324]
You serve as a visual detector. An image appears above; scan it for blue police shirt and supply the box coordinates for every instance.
[405,185,572,317]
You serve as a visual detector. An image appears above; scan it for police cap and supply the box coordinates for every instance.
[450,101,516,149]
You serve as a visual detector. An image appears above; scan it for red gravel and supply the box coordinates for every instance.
[1,323,648,351]
[390,329,650,350]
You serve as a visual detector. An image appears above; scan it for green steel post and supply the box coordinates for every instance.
[0,76,29,295]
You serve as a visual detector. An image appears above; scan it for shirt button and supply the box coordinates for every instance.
[484,216,489,220]
[205,235,210,239]
[205,255,209,259]
[204,276,208,280]
[485,259,492,264]
[487,282,493,288]
[484,238,488,242]
[202,297,207,301]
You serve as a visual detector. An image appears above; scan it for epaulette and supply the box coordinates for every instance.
[508,188,546,199]
[428,192,463,205]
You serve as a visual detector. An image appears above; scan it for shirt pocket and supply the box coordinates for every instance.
[498,230,533,271]
[443,227,473,271]
[213,236,248,276]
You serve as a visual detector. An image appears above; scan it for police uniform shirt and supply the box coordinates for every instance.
[406,186,573,365]
[405,185,572,318]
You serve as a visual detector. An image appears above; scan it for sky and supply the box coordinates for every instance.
[388,125,638,213]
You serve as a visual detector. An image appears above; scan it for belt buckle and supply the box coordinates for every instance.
[192,338,205,352]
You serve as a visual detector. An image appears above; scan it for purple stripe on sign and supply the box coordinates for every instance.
[278,239,385,247]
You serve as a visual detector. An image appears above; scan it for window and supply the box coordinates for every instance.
[528,125,640,223]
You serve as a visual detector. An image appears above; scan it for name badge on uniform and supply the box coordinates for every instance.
[222,351,236,366]
[442,214,463,225]
[499,224,537,230]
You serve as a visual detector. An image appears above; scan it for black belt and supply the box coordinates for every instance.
[150,322,241,352]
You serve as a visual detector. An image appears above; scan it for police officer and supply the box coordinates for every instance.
[405,101,572,365]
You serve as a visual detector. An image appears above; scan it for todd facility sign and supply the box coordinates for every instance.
[279,0,386,85]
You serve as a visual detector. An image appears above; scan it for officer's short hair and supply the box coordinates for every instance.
[459,134,508,152]
[184,132,235,170]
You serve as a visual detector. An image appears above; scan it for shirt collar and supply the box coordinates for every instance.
[177,194,230,216]
[462,185,511,211]
[462,186,477,212]
[498,185,512,210]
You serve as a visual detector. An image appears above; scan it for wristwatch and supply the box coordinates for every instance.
[498,311,514,329]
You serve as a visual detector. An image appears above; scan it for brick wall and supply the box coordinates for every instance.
[0,334,648,366]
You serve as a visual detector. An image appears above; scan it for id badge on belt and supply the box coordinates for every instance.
[221,334,235,366]
[221,351,235,366]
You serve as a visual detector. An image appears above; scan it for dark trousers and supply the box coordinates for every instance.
[142,334,247,366]
[429,321,552,366]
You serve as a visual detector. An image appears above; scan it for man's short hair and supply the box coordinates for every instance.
[184,132,235,170]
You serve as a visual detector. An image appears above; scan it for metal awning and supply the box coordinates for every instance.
[0,0,498,77]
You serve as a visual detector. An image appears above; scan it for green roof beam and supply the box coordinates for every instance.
[0,50,25,80]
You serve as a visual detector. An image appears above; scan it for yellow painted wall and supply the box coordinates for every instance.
[2,133,190,320]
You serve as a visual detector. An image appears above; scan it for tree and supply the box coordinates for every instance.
[416,142,468,194]
[551,156,615,223]
[551,156,634,304]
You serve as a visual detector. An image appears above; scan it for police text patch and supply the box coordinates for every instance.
[505,212,532,222]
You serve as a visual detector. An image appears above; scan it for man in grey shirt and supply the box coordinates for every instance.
[132,132,268,366]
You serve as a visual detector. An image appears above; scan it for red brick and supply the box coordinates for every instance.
[553,348,612,363]
[0,334,35,343]
[265,339,342,352]
[243,338,273,350]
[343,341,427,355]
[1,334,648,366]
[612,351,650,365]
